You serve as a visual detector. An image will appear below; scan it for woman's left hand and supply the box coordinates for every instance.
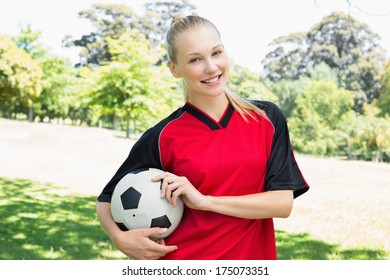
[152,172,294,220]
[152,172,208,210]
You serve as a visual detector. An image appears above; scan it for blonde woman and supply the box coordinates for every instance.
[97,15,309,260]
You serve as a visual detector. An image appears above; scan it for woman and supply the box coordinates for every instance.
[96,15,309,260]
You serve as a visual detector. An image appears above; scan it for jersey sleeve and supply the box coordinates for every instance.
[254,101,309,199]
[97,127,163,203]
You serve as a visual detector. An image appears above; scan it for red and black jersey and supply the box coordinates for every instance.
[98,100,309,260]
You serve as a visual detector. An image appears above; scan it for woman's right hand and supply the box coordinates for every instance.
[96,202,177,260]
[111,227,177,260]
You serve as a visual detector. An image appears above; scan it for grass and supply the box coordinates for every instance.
[0,177,387,260]
[276,230,386,260]
[0,177,124,260]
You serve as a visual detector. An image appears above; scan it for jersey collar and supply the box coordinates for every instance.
[183,102,235,130]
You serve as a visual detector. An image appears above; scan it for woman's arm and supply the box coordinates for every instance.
[154,172,294,220]
[202,190,293,219]
[96,201,177,260]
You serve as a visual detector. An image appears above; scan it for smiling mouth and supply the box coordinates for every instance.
[201,74,222,84]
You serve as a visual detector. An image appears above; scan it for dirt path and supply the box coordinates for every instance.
[1,118,389,252]
[0,118,132,196]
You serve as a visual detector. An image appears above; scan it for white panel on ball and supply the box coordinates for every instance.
[111,168,184,239]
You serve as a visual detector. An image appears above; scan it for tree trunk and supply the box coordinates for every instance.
[126,110,130,138]
[28,107,34,122]
[113,115,119,131]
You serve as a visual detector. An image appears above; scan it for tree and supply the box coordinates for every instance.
[64,1,197,67]
[262,31,309,82]
[33,55,78,122]
[288,80,355,156]
[268,63,338,119]
[141,0,197,45]
[0,35,42,120]
[88,31,180,136]
[63,4,139,66]
[12,24,47,59]
[228,63,278,103]
[377,60,390,116]
[262,12,386,112]
[267,79,306,119]
[340,109,390,162]
[12,24,79,123]
[66,67,98,126]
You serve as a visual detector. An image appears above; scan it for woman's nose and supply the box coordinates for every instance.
[204,58,218,73]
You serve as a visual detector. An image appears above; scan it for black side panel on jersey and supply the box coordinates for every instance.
[250,100,309,199]
[97,107,186,202]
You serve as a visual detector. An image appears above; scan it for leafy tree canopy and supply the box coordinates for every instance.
[0,35,42,113]
[88,30,180,134]
[288,79,355,156]
[12,24,47,59]
[141,0,197,44]
[377,60,390,116]
[229,63,278,103]
[63,3,138,66]
[262,12,386,112]
[63,0,197,67]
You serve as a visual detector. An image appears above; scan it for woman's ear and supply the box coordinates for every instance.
[168,60,181,78]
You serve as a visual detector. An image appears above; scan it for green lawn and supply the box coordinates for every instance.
[0,177,387,260]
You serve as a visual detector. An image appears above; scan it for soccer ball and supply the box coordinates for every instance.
[111,168,184,239]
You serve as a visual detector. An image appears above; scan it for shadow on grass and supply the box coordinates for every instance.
[0,177,124,260]
[276,231,387,260]
[0,177,387,260]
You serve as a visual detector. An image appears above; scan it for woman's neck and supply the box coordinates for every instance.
[188,93,229,122]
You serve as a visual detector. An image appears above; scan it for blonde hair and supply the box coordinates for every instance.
[166,15,268,121]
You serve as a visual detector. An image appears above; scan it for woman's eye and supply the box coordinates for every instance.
[213,50,222,56]
[189,58,200,63]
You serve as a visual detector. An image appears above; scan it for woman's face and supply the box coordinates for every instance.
[169,24,229,102]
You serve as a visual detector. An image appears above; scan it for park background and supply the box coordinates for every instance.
[0,0,389,260]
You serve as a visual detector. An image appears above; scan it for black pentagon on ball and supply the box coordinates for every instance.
[120,186,141,210]
[116,222,129,231]
[151,215,172,229]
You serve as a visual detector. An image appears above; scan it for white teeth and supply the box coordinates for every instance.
[204,76,219,83]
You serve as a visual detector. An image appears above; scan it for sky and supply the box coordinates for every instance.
[0,0,389,72]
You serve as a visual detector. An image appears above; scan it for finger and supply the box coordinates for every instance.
[160,244,178,254]
[164,174,178,185]
[159,173,176,199]
[145,244,177,260]
[152,240,178,253]
[160,176,170,199]
[142,227,168,237]
[161,175,177,200]
[164,181,181,204]
[150,238,178,256]
[170,186,184,208]
[151,171,167,182]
